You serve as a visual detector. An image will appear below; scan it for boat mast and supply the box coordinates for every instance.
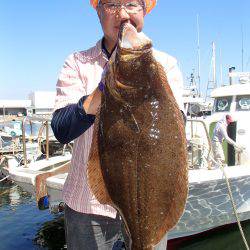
[196,14,201,96]
[205,42,217,100]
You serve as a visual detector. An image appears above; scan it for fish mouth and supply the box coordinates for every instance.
[118,23,152,51]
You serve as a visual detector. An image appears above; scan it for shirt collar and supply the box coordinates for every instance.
[101,38,111,59]
[95,38,117,60]
[92,39,108,62]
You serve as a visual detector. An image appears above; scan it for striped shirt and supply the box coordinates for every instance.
[53,39,184,218]
[52,96,95,144]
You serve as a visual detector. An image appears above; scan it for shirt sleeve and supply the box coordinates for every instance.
[51,96,95,144]
[220,125,237,146]
[166,62,187,124]
[52,53,94,144]
[153,50,185,113]
[166,59,185,112]
[54,53,87,111]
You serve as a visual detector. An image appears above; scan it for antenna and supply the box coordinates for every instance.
[241,25,244,71]
[196,14,201,96]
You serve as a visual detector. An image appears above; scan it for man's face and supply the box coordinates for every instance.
[97,0,145,46]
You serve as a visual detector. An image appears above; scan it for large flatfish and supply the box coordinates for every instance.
[88,23,188,250]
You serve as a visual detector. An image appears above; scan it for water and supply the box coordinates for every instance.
[0,181,250,250]
[171,221,250,250]
[0,181,65,250]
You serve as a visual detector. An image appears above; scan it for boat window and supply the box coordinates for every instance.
[236,95,250,111]
[214,96,232,112]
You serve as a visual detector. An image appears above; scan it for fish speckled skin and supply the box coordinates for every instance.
[88,23,188,250]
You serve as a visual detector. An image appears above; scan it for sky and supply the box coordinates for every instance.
[0,0,250,100]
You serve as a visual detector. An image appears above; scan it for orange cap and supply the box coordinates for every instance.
[90,0,157,14]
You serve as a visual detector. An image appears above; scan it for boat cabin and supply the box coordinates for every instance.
[211,83,250,114]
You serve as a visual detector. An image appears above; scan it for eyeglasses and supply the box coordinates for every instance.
[101,1,143,14]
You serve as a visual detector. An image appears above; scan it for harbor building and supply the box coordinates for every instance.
[0,100,32,116]
[28,91,56,115]
[0,91,56,117]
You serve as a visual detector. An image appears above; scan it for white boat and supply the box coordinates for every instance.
[3,155,71,205]
[168,81,250,240]
[1,117,72,208]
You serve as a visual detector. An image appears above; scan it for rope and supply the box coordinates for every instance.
[8,184,18,191]
[0,175,10,183]
[0,185,18,196]
[0,156,6,166]
[209,156,250,250]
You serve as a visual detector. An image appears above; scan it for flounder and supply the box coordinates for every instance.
[88,23,188,250]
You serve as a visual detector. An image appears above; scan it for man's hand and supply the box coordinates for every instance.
[82,63,110,115]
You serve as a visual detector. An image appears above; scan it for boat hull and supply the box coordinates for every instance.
[168,165,250,239]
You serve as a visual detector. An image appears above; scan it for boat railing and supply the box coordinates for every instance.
[186,118,212,169]
[37,121,53,160]
[21,117,52,167]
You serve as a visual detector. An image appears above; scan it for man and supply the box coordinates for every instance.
[51,0,184,249]
[211,114,245,167]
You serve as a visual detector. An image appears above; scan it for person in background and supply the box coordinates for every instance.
[211,114,245,167]
[51,0,184,249]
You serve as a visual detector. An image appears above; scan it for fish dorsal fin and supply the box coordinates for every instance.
[87,107,112,205]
